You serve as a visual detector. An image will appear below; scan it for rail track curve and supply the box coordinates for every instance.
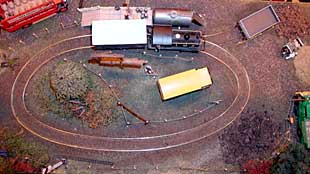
[11,35,250,152]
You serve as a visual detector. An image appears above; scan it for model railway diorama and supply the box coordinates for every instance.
[2,0,310,173]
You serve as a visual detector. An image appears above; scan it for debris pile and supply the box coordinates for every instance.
[31,60,121,128]
[49,61,89,101]
[220,109,282,164]
[275,5,310,39]
[71,91,117,129]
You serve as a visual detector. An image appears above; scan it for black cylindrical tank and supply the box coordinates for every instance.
[150,26,202,52]
[153,8,194,27]
[152,25,173,45]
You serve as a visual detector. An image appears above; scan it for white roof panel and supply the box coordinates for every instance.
[92,19,148,46]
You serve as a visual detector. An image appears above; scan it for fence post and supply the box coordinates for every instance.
[32,33,39,39]
[60,22,65,29]
[18,40,25,45]
[44,27,50,34]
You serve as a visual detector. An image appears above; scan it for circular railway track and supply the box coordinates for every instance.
[11,35,250,152]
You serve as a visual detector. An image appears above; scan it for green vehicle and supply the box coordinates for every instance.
[295,92,310,149]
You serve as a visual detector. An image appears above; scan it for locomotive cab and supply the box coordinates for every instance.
[148,25,203,52]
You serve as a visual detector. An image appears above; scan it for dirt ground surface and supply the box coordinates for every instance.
[294,46,310,86]
[220,107,284,165]
[1,0,310,174]
[0,49,6,75]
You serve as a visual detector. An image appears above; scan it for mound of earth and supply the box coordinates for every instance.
[220,108,282,164]
[294,46,310,86]
[276,4,310,39]
[28,60,121,128]
[49,61,90,101]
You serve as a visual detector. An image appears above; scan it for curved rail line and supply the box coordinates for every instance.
[11,35,250,152]
[21,45,226,136]
[21,45,236,140]
[22,46,239,140]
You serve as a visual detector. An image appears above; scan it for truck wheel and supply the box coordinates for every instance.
[59,6,68,12]
[58,3,68,13]
[22,23,32,29]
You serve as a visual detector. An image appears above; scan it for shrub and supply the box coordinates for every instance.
[270,143,310,174]
[0,130,49,169]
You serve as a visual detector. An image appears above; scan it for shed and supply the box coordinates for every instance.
[92,19,148,46]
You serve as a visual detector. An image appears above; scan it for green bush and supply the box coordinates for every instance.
[49,61,90,102]
[30,60,121,128]
[0,157,14,174]
[270,143,310,174]
[0,131,49,168]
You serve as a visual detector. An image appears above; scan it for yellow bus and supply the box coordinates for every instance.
[157,67,213,100]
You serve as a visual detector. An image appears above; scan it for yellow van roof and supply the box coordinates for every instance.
[296,91,310,98]
[158,67,212,100]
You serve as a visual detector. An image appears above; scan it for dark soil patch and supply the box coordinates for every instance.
[220,108,283,165]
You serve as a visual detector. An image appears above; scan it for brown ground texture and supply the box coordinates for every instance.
[1,0,310,174]
[294,46,310,86]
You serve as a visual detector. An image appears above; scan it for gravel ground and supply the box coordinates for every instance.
[294,46,310,86]
[220,107,284,165]
[1,0,310,174]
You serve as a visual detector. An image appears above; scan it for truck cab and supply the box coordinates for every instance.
[295,92,310,149]
[281,38,304,60]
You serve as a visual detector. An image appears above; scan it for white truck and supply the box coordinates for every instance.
[281,38,304,60]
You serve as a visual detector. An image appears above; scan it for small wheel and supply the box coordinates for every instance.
[58,3,68,13]
[22,23,32,29]
[59,6,68,12]
[155,45,160,52]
